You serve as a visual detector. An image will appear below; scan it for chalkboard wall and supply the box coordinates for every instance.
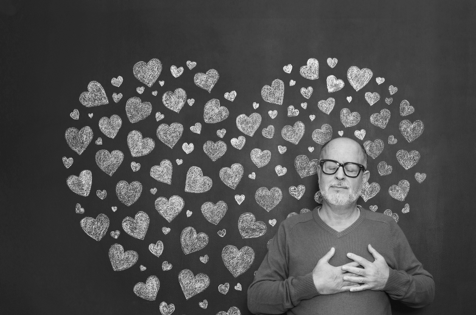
[1,0,475,314]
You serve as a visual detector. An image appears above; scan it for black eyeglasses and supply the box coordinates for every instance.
[319,159,366,178]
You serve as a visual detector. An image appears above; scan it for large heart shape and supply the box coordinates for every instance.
[184,166,212,193]
[255,187,282,212]
[399,119,424,143]
[370,109,391,129]
[312,124,333,145]
[65,126,93,155]
[122,211,149,240]
[299,58,319,80]
[80,213,109,241]
[79,81,109,107]
[201,201,228,225]
[95,149,123,176]
[219,163,244,190]
[67,170,92,196]
[289,185,306,200]
[236,113,262,136]
[389,180,410,201]
[127,130,155,157]
[281,121,305,145]
[125,97,152,123]
[250,148,271,168]
[108,243,138,271]
[396,149,421,170]
[155,195,184,223]
[133,58,162,87]
[222,245,255,278]
[194,69,219,92]
[294,155,318,178]
[150,159,173,185]
[377,161,393,176]
[261,79,284,105]
[116,180,142,206]
[156,123,183,149]
[133,275,160,301]
[162,88,187,113]
[347,66,373,91]
[365,92,380,106]
[204,98,229,123]
[238,212,267,239]
[230,136,246,150]
[340,108,361,128]
[178,269,210,300]
[203,140,227,161]
[180,227,209,255]
[98,115,122,139]
[326,75,345,93]
[363,139,384,159]
[317,97,335,115]
[360,182,381,202]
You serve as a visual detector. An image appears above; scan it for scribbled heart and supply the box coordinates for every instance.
[116,180,142,206]
[99,115,122,139]
[156,123,183,149]
[415,172,427,183]
[400,119,424,143]
[224,90,237,102]
[155,112,164,122]
[389,180,410,201]
[376,77,385,85]
[388,135,398,144]
[289,185,306,200]
[110,230,120,239]
[127,130,155,157]
[255,187,282,212]
[402,203,410,214]
[204,98,229,123]
[230,136,246,150]
[217,306,241,315]
[203,140,227,161]
[283,64,293,73]
[389,85,398,95]
[219,163,244,190]
[289,80,296,86]
[180,226,209,255]
[278,145,287,154]
[122,211,149,240]
[187,98,195,106]
[70,109,79,120]
[326,75,345,93]
[268,110,278,119]
[317,97,336,114]
[383,209,399,223]
[294,155,318,178]
[96,189,107,200]
[178,269,210,299]
[300,86,313,99]
[79,81,109,107]
[133,275,159,301]
[95,150,123,176]
[130,162,140,172]
[287,105,299,117]
[75,203,84,214]
[155,195,185,223]
[261,79,284,105]
[354,129,366,140]
[235,194,245,205]
[363,139,384,159]
[199,300,208,309]
[149,240,164,258]
[327,57,338,68]
[218,282,230,295]
[217,229,226,237]
[80,213,109,241]
[182,142,194,154]
[360,182,381,202]
[108,243,138,271]
[377,161,393,176]
[62,156,73,169]
[340,108,361,127]
[369,205,378,212]
[136,86,144,94]
[275,165,287,176]
[312,124,333,145]
[370,109,391,129]
[347,66,373,91]
[133,58,162,87]
[125,97,152,123]
[399,100,415,116]
[281,121,305,144]
[67,170,92,197]
[262,125,275,139]
[162,227,170,235]
[250,148,271,168]
[170,65,184,78]
[300,58,319,80]
[185,166,212,193]
[217,129,226,138]
[194,69,219,92]
[396,150,420,170]
[365,92,380,106]
[65,126,93,155]
[190,122,202,134]
[112,93,123,103]
[162,261,172,271]
[111,76,123,87]
[162,88,187,113]
[385,97,393,105]
[222,245,255,278]
[150,159,173,185]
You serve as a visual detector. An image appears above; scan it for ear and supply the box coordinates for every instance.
[362,170,370,184]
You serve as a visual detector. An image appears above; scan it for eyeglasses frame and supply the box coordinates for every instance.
[318,159,366,178]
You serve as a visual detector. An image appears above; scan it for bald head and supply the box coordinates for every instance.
[319,137,368,168]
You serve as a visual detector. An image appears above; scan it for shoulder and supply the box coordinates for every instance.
[281,209,315,230]
[361,208,396,226]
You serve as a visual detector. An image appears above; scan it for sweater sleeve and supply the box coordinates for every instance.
[247,222,319,314]
[383,221,435,308]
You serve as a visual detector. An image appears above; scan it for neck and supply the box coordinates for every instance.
[319,201,360,227]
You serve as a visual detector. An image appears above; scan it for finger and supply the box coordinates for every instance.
[347,253,371,267]
[368,244,383,260]
[341,266,365,276]
[341,261,360,268]
[319,247,335,263]
[343,275,367,284]
[342,281,360,287]
[349,284,371,292]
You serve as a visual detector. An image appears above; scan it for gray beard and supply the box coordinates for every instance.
[321,187,361,206]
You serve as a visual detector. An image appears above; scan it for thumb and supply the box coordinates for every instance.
[368,244,381,260]
[320,247,335,263]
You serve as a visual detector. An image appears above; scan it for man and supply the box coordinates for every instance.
[247,137,434,314]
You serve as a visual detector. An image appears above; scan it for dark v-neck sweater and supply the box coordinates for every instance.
[247,207,434,315]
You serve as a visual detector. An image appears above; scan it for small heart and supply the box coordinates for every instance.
[338,131,344,136]
[96,190,107,200]
[388,135,398,145]
[234,283,242,291]
[112,93,123,103]
[136,86,145,94]
[111,206,117,212]
[275,165,287,176]
[152,91,157,96]
[308,146,314,152]
[224,90,237,102]
[170,65,184,78]
[176,159,183,165]
[289,80,296,86]
[70,109,79,120]
[139,265,146,271]
[287,105,299,117]
[369,205,378,212]
[150,188,157,195]
[300,86,313,99]
[218,282,230,295]
[130,161,141,172]
[253,102,259,109]
[217,229,226,237]
[383,209,399,223]
[268,110,277,119]
[277,145,287,154]
[62,157,74,169]
[159,81,164,86]
[385,97,393,105]
[283,64,293,73]
[301,102,307,109]
[235,194,245,205]
[248,172,256,179]
[309,115,315,121]
[95,137,102,145]
[199,255,209,264]
[182,142,194,154]
[346,96,352,103]
[415,172,427,183]
[269,219,277,226]
[402,203,410,214]
[111,76,123,87]
[187,98,195,106]
[199,299,208,309]
[110,230,120,239]
[327,57,338,68]
[155,112,164,122]
[376,77,385,85]
[162,261,172,271]
[186,60,197,70]
[217,129,226,138]
[162,227,171,235]
[354,129,366,140]
[75,203,84,214]
[389,85,398,95]
[88,113,93,118]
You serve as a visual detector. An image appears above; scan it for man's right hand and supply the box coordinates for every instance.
[312,247,360,295]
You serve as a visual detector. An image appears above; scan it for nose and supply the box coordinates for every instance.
[334,165,346,180]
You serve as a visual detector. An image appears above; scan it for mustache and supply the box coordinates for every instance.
[328,182,349,188]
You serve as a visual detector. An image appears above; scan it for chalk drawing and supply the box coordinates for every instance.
[99,115,122,139]
[149,240,164,258]
[162,88,187,113]
[377,161,393,176]
[318,98,335,115]
[112,93,123,103]
[389,85,398,95]
[224,90,237,102]
[159,302,175,315]
[204,98,229,124]
[281,121,305,144]
[131,161,140,172]
[236,113,262,136]
[186,60,197,70]
[389,180,410,201]
[65,126,93,155]
[415,172,426,183]
[360,182,381,202]
[150,159,173,185]
[70,109,79,120]
[255,187,282,212]
[250,148,271,168]
[383,209,399,223]
[222,245,255,277]
[370,109,391,129]
[300,86,313,99]
[327,57,338,68]
[347,66,373,91]
[109,243,138,271]
[122,211,149,240]
[184,166,213,193]
[326,75,345,93]
[219,163,243,190]
[400,100,415,116]
[275,165,287,176]
[62,156,73,169]
[287,105,299,117]
[194,69,219,92]
[111,76,123,87]
[262,125,275,139]
[80,213,109,241]
[238,212,267,239]
[125,97,152,123]
[155,195,184,223]
[283,64,293,73]
[79,81,109,107]
[96,189,107,200]
[180,226,209,255]
[300,58,319,80]
[156,123,183,149]
[95,149,123,176]
[396,149,421,170]
[365,92,380,106]
[289,185,305,200]
[218,282,230,295]
[203,140,227,161]
[294,155,318,178]
[217,306,241,315]
[67,170,92,197]
[127,130,155,157]
[261,79,284,105]
[399,119,424,143]
[354,129,366,140]
[363,139,384,159]
[182,142,194,154]
[116,180,142,206]
[133,276,159,301]
[312,123,333,145]
[170,65,184,78]
[178,269,210,300]
[133,58,162,87]
[340,108,361,127]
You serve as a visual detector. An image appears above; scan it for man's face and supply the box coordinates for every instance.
[318,139,369,206]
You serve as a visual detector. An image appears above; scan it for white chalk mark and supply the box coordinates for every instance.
[238,212,267,239]
[255,187,282,212]
[67,170,92,196]
[79,81,109,107]
[65,126,93,155]
[80,213,109,241]
[155,195,184,223]
[133,58,162,87]
[222,245,255,277]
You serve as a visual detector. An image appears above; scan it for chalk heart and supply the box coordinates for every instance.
[365,92,380,106]
[204,98,229,123]
[190,122,202,134]
[300,86,313,99]
[200,255,209,264]
[327,57,338,68]
[201,201,227,225]
[178,269,210,300]
[312,124,333,145]
[278,145,287,154]
[294,155,318,178]
[95,149,124,177]
[262,125,275,139]
[250,148,271,168]
[156,123,183,149]
[125,97,152,123]
[354,129,366,140]
[80,213,109,241]
[402,203,410,214]
[111,75,123,87]
[186,60,197,70]
[287,105,299,117]
[384,209,399,223]
[99,114,122,139]
[130,161,141,172]
[217,307,241,315]
[370,109,391,129]
[340,108,361,128]
[369,205,378,212]
[75,203,84,214]
[385,97,393,105]
[194,69,219,93]
[415,172,427,183]
[222,245,255,278]
[108,243,138,271]
[318,97,335,115]
[150,159,173,185]
[235,194,245,205]
[79,81,109,107]
[65,126,93,155]
[219,163,244,190]
[300,58,319,80]
[363,139,384,159]
[110,230,120,239]
[127,130,155,157]
[116,180,142,206]
[224,90,237,102]
[203,140,227,162]
[326,75,345,93]
[149,241,164,258]
[133,58,162,87]
[162,261,172,272]
[218,282,230,295]
[70,109,79,120]
[255,187,282,212]
[217,129,226,138]
[388,135,398,144]
[67,170,92,197]
[389,85,398,95]
[96,189,107,200]
[396,149,421,170]
[159,302,175,315]
[281,121,305,145]
[347,66,373,91]
[400,119,424,143]
[360,182,381,202]
[180,226,209,255]
[389,180,410,202]
[268,110,278,119]
[261,79,284,105]
[377,161,393,176]
[238,212,267,239]
[170,65,184,78]
[289,185,306,200]
[253,102,260,109]
[112,93,123,103]
[136,86,145,94]
[133,275,159,301]
[162,88,187,113]
[185,166,212,193]
[182,142,194,154]
[289,80,296,86]
[199,300,208,309]
[122,211,149,240]
[162,227,171,235]
[230,136,246,150]
[155,195,184,223]
[217,229,226,237]
[283,64,293,73]
[400,100,415,116]
[155,112,164,122]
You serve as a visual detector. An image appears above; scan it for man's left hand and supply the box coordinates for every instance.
[341,244,390,292]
